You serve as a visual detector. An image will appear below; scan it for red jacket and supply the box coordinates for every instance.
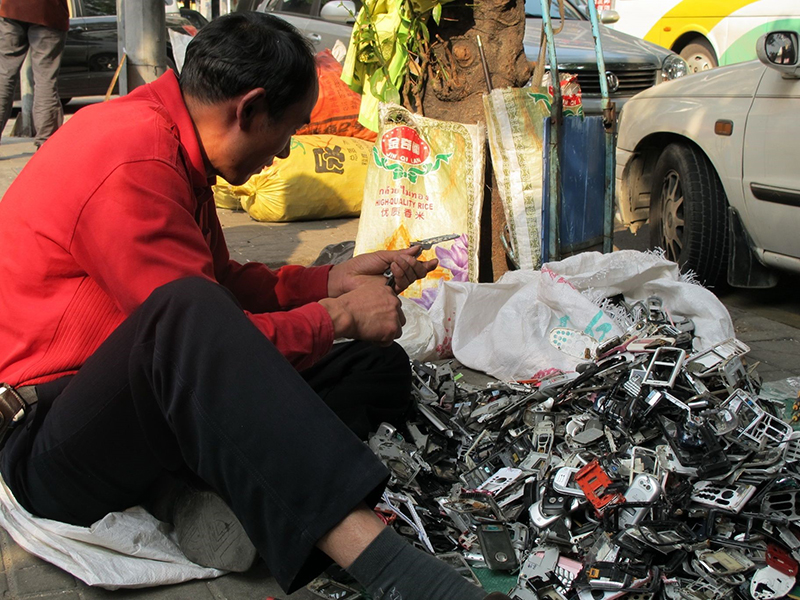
[0,0,69,31]
[0,71,335,387]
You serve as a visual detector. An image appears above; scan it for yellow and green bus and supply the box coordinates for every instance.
[608,0,800,71]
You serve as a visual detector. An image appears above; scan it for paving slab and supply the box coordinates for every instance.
[723,302,800,383]
[218,209,359,269]
[0,137,36,192]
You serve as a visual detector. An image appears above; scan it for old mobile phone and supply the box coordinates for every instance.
[617,474,661,528]
[552,466,585,498]
[307,579,362,600]
[541,477,569,516]
[477,523,519,571]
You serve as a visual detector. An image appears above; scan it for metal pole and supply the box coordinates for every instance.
[540,0,562,262]
[116,0,126,94]
[586,0,616,254]
[117,0,167,94]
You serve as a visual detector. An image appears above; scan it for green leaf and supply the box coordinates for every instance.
[418,20,429,42]
[369,69,387,97]
[432,3,442,24]
[384,85,401,104]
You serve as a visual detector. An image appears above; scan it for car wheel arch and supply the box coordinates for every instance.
[619,132,699,231]
[647,140,731,285]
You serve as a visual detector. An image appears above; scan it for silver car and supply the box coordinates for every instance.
[616,31,800,288]
[522,0,688,115]
[246,0,688,115]
[246,0,357,51]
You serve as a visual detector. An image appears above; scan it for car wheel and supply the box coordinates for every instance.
[649,143,729,286]
[680,40,717,73]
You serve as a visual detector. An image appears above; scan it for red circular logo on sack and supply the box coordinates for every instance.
[380,126,430,165]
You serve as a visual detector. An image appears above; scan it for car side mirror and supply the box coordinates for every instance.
[600,9,619,25]
[320,0,357,24]
[757,31,800,79]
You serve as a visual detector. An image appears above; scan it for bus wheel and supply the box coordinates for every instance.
[680,39,718,72]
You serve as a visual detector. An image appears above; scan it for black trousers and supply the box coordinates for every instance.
[0,278,412,591]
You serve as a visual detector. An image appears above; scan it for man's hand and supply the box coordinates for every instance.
[318,285,406,344]
[327,247,438,297]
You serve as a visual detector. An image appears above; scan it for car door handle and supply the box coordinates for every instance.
[307,33,322,43]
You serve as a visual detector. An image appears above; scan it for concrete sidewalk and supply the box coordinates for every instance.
[2,115,800,600]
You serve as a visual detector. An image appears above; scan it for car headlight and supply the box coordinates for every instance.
[662,54,689,81]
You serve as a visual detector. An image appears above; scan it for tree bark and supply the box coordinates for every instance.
[421,0,531,281]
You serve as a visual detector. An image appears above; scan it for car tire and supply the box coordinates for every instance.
[680,39,717,73]
[649,143,729,286]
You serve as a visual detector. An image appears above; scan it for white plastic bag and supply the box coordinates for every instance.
[543,250,734,354]
[0,477,224,589]
[425,268,622,380]
[396,250,734,382]
[167,30,191,74]
[396,296,435,359]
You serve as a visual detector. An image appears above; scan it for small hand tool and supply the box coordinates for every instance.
[384,233,460,288]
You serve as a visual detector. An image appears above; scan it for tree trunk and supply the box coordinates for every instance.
[421,0,531,281]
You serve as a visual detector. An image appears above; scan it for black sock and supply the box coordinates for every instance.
[346,528,485,600]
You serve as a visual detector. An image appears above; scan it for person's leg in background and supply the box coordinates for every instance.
[0,18,29,141]
[27,24,66,147]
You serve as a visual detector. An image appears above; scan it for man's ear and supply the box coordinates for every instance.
[236,88,268,131]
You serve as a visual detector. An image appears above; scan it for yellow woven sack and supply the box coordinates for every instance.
[354,104,485,310]
[213,135,372,222]
[213,183,242,210]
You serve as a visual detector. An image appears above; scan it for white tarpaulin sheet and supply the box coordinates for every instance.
[398,250,735,381]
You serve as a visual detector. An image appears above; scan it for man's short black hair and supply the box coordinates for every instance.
[180,11,316,120]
